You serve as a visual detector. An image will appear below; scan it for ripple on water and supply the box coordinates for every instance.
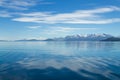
[0,42,120,80]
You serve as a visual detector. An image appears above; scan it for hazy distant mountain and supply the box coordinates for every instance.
[45,34,113,41]
[102,37,120,41]
[15,39,42,42]
[44,39,54,41]
[0,40,8,42]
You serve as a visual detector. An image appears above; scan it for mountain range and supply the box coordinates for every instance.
[45,34,120,41]
[1,34,120,42]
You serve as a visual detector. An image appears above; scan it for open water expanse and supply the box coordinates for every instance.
[0,41,120,80]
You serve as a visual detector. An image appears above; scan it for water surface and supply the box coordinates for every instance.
[0,41,120,80]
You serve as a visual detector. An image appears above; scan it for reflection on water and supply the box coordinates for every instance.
[0,41,120,80]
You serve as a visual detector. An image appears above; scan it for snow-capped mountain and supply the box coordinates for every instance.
[45,34,113,41]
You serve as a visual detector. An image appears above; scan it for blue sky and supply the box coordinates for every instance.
[0,0,120,40]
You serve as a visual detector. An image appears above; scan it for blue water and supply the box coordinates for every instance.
[0,41,120,80]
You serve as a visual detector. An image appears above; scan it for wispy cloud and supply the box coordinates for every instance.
[40,27,98,35]
[76,6,120,14]
[26,25,98,35]
[12,6,120,24]
[28,26,41,29]
[49,27,98,32]
[0,0,36,10]
[0,0,53,10]
[0,11,12,17]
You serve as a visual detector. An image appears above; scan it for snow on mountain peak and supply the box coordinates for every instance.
[64,33,113,41]
[67,33,112,38]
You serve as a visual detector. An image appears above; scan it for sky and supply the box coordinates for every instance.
[0,0,120,40]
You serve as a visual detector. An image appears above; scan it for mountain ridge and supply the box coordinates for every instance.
[1,34,120,41]
[45,33,115,41]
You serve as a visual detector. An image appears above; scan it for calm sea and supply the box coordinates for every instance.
[0,41,120,80]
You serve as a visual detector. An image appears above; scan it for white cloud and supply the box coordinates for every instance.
[12,6,120,24]
[63,18,120,24]
[76,6,120,14]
